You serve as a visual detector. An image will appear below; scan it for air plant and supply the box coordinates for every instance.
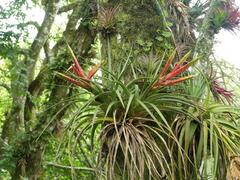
[207,67,234,104]
[58,49,199,179]
[212,0,240,32]
[221,0,240,32]
[98,5,119,38]
[97,5,119,78]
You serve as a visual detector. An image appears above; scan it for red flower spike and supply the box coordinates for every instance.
[67,43,86,78]
[87,63,101,80]
[165,63,190,80]
[159,50,176,77]
[152,51,197,89]
[172,63,181,72]
[163,75,193,86]
[153,75,193,88]
[72,65,82,77]
[57,45,101,91]
[56,72,90,89]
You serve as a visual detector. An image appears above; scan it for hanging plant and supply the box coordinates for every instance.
[97,5,119,38]
[211,0,240,32]
[207,66,234,104]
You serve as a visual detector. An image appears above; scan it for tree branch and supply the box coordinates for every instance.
[47,162,97,172]
[28,0,60,83]
[57,1,81,14]
[43,40,51,61]
[17,21,40,30]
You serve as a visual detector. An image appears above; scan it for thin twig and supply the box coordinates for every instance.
[47,162,98,172]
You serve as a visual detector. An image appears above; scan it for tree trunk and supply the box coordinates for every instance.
[1,0,60,142]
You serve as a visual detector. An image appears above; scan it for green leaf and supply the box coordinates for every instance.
[156,36,163,41]
[162,31,172,38]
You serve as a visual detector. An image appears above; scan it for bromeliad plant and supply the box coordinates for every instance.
[97,5,119,38]
[207,65,234,104]
[211,0,240,33]
[220,0,240,32]
[58,46,240,180]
